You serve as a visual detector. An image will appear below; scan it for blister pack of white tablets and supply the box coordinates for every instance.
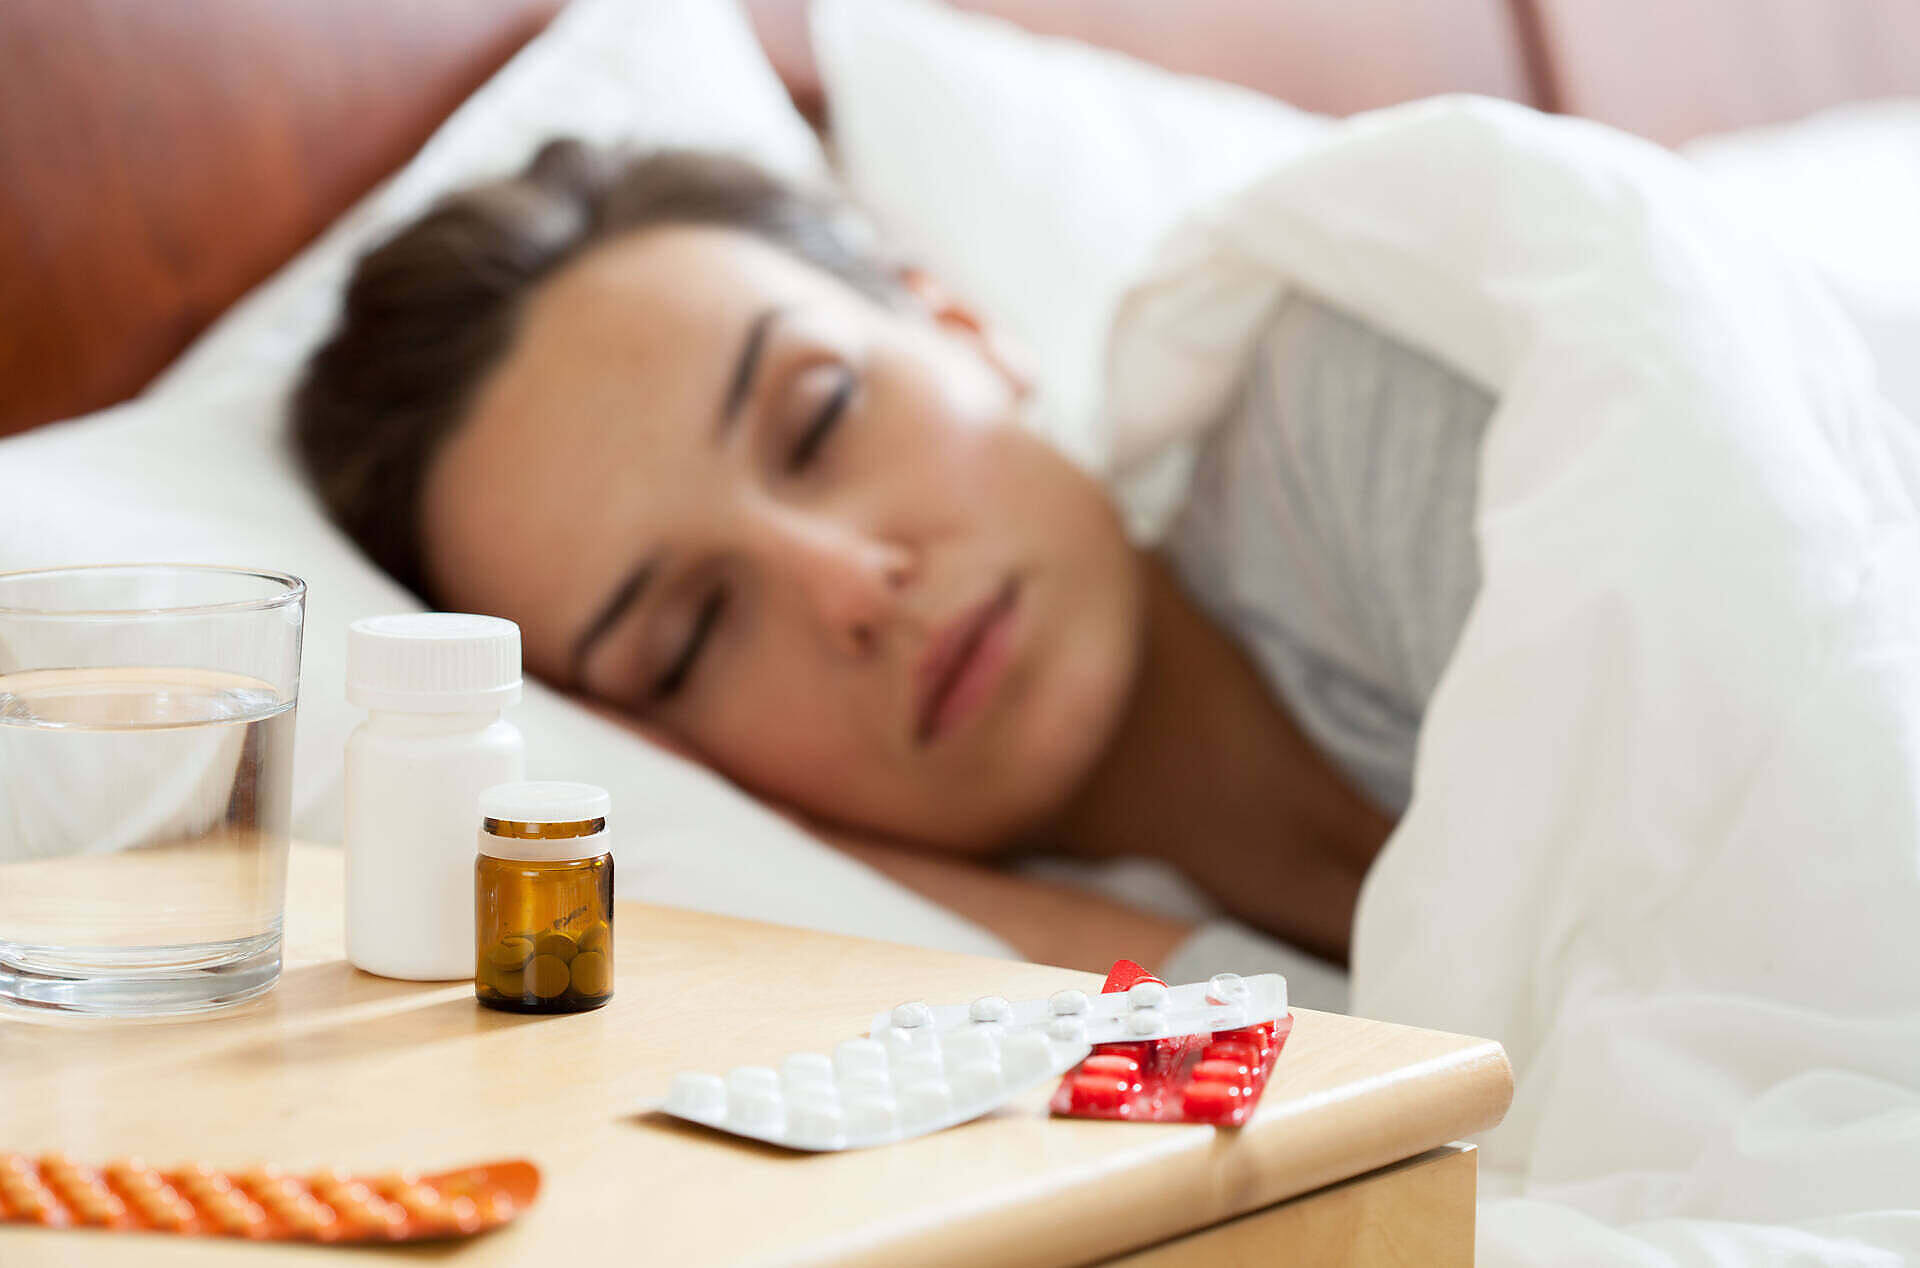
[659,1027,1092,1152]
[869,972,1287,1050]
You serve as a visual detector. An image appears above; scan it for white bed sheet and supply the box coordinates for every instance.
[1106,95,1920,1267]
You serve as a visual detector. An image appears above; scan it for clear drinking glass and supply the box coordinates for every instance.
[0,565,305,1016]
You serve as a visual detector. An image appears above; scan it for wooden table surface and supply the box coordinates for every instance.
[0,844,1511,1266]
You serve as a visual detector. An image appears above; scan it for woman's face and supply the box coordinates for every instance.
[422,225,1143,851]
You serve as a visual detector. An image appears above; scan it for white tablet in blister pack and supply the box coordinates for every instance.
[658,1026,1091,1152]
[870,972,1286,1049]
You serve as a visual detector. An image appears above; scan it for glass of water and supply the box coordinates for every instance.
[0,565,304,1016]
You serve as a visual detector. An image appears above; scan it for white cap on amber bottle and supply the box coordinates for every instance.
[480,781,611,826]
[478,782,612,862]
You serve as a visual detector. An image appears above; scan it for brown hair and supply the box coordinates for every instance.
[293,139,897,602]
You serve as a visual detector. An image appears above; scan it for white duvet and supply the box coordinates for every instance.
[1106,97,1920,1265]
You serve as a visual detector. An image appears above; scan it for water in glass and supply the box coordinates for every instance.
[0,666,294,1013]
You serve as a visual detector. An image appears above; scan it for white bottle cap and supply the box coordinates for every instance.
[347,612,522,713]
[480,781,611,825]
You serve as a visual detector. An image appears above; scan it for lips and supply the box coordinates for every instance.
[914,577,1021,745]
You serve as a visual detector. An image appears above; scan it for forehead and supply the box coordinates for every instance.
[515,222,859,359]
[420,225,851,664]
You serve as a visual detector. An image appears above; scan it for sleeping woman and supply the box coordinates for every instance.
[294,140,1496,976]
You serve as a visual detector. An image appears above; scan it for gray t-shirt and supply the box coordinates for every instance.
[1164,294,1496,816]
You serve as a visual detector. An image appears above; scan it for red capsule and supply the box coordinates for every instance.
[1094,1040,1154,1065]
[1202,1039,1261,1067]
[1215,1027,1272,1057]
[1181,1080,1244,1122]
[1068,1072,1132,1112]
[1080,1053,1141,1077]
[1192,1059,1254,1088]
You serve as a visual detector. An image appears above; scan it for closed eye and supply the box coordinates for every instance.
[651,590,728,701]
[787,367,856,472]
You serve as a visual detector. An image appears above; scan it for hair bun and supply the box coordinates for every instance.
[526,138,616,202]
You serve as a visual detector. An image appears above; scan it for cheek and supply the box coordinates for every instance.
[866,333,1021,478]
[868,404,1044,544]
[915,423,1111,578]
[871,343,1092,535]
[662,620,898,818]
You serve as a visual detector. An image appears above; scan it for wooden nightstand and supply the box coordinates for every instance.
[1,844,1510,1265]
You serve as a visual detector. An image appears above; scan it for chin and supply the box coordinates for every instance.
[974,554,1146,851]
[889,626,1138,856]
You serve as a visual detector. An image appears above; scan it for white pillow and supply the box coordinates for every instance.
[1684,101,1920,424]
[812,0,1332,469]
[0,0,1008,959]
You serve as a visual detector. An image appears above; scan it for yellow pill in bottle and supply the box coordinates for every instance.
[474,782,614,1015]
[486,936,534,972]
[579,921,611,957]
[526,954,571,999]
[532,931,578,965]
[569,950,611,997]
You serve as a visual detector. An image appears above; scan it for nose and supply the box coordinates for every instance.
[760,510,916,658]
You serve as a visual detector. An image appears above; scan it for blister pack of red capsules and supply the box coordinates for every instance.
[1050,960,1292,1126]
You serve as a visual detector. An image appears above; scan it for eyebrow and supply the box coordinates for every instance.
[568,559,656,689]
[718,305,782,441]
[569,307,779,689]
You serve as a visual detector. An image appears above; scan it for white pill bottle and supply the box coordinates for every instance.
[344,613,526,980]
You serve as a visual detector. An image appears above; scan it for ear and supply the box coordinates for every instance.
[897,267,1033,400]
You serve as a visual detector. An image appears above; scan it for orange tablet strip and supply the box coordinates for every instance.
[0,1153,538,1244]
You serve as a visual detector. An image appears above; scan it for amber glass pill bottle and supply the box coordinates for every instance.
[475,782,614,1014]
